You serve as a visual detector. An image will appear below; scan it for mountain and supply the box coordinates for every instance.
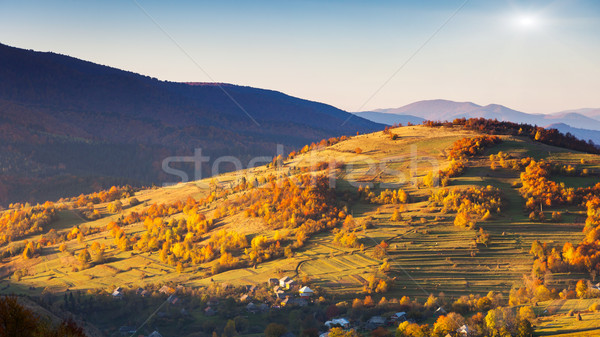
[0,43,383,205]
[551,108,600,121]
[542,112,600,130]
[544,123,600,145]
[365,99,600,130]
[353,111,425,126]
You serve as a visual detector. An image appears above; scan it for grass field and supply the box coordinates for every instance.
[535,299,600,336]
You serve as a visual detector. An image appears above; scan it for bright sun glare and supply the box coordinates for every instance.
[515,14,539,29]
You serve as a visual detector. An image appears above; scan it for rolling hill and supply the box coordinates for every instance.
[2,120,600,336]
[0,43,383,205]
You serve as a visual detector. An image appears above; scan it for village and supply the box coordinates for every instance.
[107,275,425,337]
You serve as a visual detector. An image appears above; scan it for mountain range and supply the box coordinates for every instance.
[356,99,600,144]
[0,43,382,205]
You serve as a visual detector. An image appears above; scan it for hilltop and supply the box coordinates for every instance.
[0,42,382,205]
[3,120,600,336]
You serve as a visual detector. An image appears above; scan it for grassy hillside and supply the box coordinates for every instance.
[2,123,600,336]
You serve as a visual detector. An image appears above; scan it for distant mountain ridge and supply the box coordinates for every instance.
[357,99,600,144]
[0,42,383,205]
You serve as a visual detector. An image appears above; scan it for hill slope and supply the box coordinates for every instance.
[2,122,600,335]
[0,43,383,205]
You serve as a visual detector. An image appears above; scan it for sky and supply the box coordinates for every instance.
[1,0,599,114]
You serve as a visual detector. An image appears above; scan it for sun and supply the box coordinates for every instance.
[514,14,540,29]
[518,15,536,27]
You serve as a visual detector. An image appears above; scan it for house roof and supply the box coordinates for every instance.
[325,318,350,326]
[299,286,313,293]
[159,285,174,294]
[435,307,447,314]
[280,276,293,282]
[457,325,469,333]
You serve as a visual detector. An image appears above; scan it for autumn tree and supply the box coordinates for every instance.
[432,312,465,337]
[264,323,287,337]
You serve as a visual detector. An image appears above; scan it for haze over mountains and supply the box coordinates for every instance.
[356,99,600,145]
[0,43,382,205]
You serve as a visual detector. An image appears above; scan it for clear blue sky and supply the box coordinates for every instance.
[1,0,599,113]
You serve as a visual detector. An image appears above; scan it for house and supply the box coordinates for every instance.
[140,290,150,297]
[279,276,296,289]
[135,287,144,295]
[246,285,257,293]
[592,282,600,291]
[268,278,279,287]
[274,286,286,299]
[168,295,179,305]
[148,331,163,337]
[324,318,350,329]
[389,312,407,323]
[299,286,314,298]
[159,285,174,295]
[112,287,124,299]
[240,294,250,302]
[456,324,469,337]
[281,297,291,307]
[435,307,447,316]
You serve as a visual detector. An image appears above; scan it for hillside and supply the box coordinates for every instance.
[3,120,600,336]
[0,43,383,205]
